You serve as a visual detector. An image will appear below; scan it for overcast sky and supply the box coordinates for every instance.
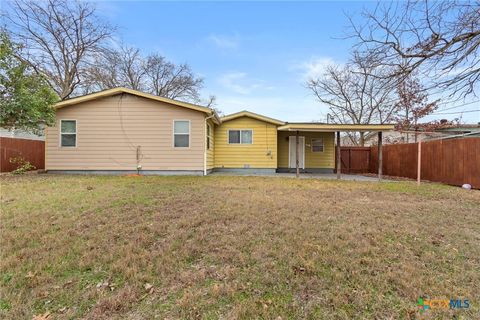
[97,1,479,123]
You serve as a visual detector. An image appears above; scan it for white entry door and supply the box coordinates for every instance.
[289,136,305,169]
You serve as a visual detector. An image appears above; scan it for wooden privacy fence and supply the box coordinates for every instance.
[337,138,479,188]
[336,147,371,174]
[0,137,45,172]
[370,137,480,188]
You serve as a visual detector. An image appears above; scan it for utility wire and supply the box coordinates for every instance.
[432,109,480,115]
[437,100,480,111]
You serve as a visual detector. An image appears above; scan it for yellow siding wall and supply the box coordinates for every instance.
[214,116,277,168]
[206,119,215,170]
[278,131,335,168]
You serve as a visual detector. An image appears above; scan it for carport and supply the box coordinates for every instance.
[276,123,395,180]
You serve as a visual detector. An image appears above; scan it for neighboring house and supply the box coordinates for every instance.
[358,123,480,146]
[435,124,480,137]
[0,127,45,141]
[45,88,393,175]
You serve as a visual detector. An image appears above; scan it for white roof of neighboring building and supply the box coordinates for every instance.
[0,128,45,141]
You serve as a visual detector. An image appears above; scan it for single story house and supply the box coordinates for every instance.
[46,88,394,175]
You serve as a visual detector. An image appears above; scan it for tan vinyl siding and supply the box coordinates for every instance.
[206,119,215,169]
[46,94,205,171]
[214,116,277,169]
[278,131,335,168]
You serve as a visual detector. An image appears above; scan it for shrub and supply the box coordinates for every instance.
[9,156,36,174]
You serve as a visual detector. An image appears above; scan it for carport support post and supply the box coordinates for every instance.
[336,131,341,179]
[378,131,383,181]
[296,130,300,177]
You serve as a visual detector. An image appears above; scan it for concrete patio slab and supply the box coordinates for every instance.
[210,172,381,182]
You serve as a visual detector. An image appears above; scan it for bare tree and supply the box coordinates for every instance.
[394,75,439,142]
[118,46,145,91]
[307,55,397,146]
[83,45,146,92]
[350,0,480,98]
[84,45,148,93]
[85,48,204,102]
[204,95,216,108]
[82,49,123,93]
[144,53,203,101]
[6,0,114,100]
[201,95,223,116]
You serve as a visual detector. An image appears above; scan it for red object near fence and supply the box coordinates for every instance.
[0,137,45,172]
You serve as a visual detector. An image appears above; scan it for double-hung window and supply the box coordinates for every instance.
[311,138,324,152]
[174,120,190,148]
[206,123,212,150]
[228,130,253,144]
[60,120,77,147]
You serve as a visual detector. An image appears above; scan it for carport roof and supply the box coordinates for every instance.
[277,123,395,132]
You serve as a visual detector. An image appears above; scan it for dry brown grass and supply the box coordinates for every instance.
[1,175,479,319]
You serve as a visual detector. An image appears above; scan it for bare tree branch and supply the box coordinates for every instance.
[5,0,114,100]
[306,55,397,146]
[349,0,480,98]
[84,46,204,103]
[144,53,203,101]
[393,74,440,142]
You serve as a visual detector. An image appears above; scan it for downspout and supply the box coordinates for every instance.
[204,114,215,176]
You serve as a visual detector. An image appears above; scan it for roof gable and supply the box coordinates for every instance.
[54,88,220,123]
[220,111,284,126]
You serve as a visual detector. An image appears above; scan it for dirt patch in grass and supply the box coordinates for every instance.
[1,175,479,319]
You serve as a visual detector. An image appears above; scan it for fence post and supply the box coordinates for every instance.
[417,137,422,185]
[378,131,383,181]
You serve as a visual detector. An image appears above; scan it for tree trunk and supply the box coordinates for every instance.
[359,132,365,147]
[414,117,418,143]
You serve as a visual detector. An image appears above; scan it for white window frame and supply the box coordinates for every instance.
[173,120,191,148]
[59,119,77,148]
[311,138,324,153]
[206,123,212,150]
[227,129,253,145]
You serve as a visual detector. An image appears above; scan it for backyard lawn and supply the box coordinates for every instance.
[1,175,479,319]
